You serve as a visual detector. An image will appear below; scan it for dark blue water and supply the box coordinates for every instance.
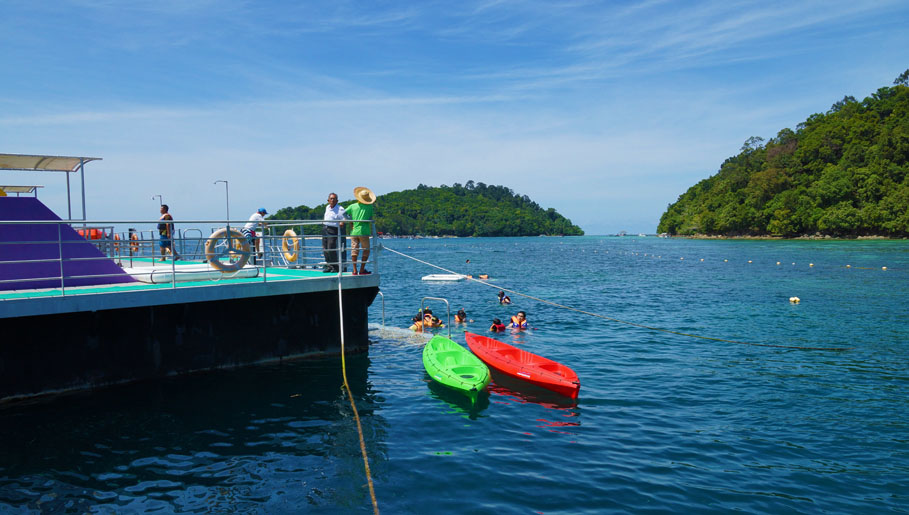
[2,237,907,513]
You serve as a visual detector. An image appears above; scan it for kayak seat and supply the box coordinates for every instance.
[538,363,562,374]
[497,349,522,360]
[451,366,478,379]
[435,351,461,367]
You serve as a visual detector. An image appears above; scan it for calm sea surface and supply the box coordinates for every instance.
[1,236,907,513]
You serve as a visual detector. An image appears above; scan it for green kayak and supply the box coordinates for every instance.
[422,335,490,405]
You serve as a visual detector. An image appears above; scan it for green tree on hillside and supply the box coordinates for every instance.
[659,70,909,237]
[269,183,583,237]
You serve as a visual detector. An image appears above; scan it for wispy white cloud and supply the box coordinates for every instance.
[2,0,908,234]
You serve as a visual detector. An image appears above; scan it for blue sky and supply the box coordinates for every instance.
[2,0,908,234]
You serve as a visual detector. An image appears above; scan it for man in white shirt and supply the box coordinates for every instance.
[242,207,268,263]
[322,193,347,272]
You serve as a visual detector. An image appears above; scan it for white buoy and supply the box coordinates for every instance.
[846,264,851,268]
[789,296,800,303]
[700,258,704,262]
[724,259,728,262]
[748,260,752,264]
[776,261,781,265]
[809,263,814,267]
[882,266,887,271]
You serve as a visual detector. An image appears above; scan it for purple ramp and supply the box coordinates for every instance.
[0,197,136,291]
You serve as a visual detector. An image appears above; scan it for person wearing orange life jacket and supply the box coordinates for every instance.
[489,318,507,332]
[510,311,528,329]
[411,313,444,332]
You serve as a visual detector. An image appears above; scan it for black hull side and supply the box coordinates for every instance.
[1,286,378,403]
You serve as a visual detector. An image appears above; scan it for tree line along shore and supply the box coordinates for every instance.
[270,181,584,237]
[658,70,909,239]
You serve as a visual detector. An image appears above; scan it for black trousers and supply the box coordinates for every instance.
[322,225,346,271]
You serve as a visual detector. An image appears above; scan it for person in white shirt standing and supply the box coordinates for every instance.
[242,207,268,264]
[322,193,347,273]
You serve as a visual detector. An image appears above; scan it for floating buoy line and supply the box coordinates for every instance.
[384,246,851,352]
[591,247,892,271]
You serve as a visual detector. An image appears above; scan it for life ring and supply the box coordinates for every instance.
[113,234,121,251]
[129,233,139,253]
[282,229,300,262]
[205,228,250,272]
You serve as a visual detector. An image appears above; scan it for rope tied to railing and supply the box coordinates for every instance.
[336,270,380,514]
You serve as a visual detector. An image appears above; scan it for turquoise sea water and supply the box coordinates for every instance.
[1,236,907,513]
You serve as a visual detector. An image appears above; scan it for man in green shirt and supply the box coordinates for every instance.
[348,186,376,275]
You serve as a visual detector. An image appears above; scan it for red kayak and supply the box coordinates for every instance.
[464,332,580,399]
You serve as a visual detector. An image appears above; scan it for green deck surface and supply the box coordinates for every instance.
[0,261,351,301]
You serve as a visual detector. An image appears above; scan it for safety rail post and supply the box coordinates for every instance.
[336,223,343,276]
[262,230,268,284]
[375,290,385,327]
[421,297,451,339]
[57,222,66,296]
[371,220,379,276]
[171,227,177,290]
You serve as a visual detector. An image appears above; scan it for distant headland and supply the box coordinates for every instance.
[658,70,909,239]
[271,181,584,237]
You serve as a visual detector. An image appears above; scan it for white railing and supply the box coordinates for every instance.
[0,219,379,297]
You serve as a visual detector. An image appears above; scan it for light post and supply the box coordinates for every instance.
[214,180,230,224]
[152,194,163,206]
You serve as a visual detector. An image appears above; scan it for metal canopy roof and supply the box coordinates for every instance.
[0,185,43,193]
[0,153,101,172]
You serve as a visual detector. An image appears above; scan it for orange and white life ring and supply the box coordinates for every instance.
[282,229,300,262]
[205,228,250,272]
[113,234,121,251]
[129,233,139,253]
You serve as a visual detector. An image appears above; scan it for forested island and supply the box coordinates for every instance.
[271,181,584,237]
[658,71,909,238]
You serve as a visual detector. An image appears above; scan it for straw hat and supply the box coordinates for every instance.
[353,186,376,204]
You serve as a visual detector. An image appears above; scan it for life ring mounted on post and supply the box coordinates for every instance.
[205,228,250,272]
[282,229,300,262]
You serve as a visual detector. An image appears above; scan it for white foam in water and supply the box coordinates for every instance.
[368,323,432,345]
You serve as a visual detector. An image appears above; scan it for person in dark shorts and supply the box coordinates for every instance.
[157,204,180,261]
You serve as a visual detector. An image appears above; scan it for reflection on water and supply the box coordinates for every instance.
[0,354,386,512]
[425,377,490,419]
[487,372,579,411]
[3,237,908,513]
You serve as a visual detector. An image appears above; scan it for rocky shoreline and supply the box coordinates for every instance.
[679,234,904,240]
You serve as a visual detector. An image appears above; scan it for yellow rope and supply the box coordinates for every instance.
[384,246,851,352]
[337,276,380,514]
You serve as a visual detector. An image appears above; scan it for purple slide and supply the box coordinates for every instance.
[0,197,135,291]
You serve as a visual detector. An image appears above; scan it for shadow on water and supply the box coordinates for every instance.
[0,353,386,512]
[486,370,580,411]
[424,377,490,419]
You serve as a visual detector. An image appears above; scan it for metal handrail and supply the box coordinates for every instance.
[375,291,385,327]
[420,296,451,339]
[1,218,379,297]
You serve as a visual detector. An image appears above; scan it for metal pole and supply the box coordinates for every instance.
[66,172,72,219]
[57,223,66,296]
[336,229,342,276]
[214,179,229,222]
[214,181,230,257]
[79,159,87,221]
[375,291,385,327]
[421,297,451,339]
[152,194,162,206]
